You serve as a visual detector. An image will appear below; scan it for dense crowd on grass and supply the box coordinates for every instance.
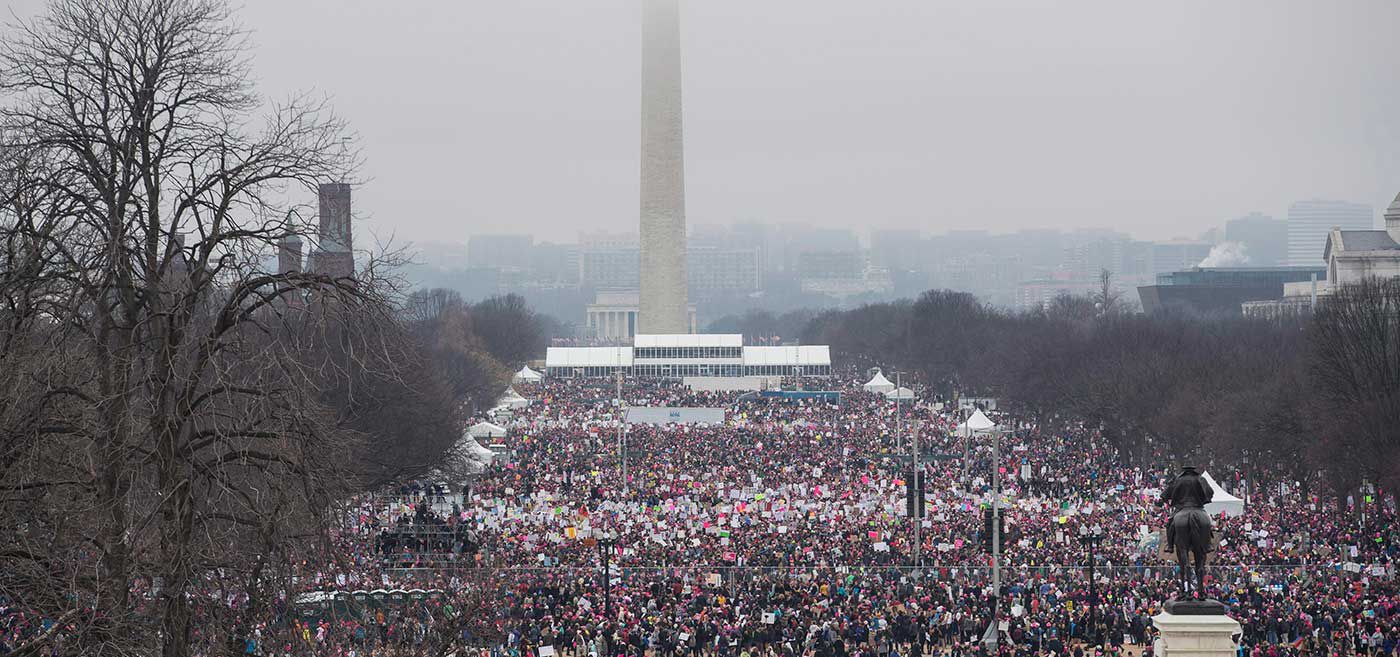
[224,376,1393,657]
[6,377,1394,657]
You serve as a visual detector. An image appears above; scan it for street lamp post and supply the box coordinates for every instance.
[980,416,1004,652]
[991,419,1002,624]
[960,401,970,484]
[1078,524,1105,646]
[895,371,903,455]
[616,372,627,495]
[1241,452,1250,504]
[598,531,617,618]
[912,419,924,569]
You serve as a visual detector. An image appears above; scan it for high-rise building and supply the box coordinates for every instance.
[1064,237,1153,281]
[309,183,354,278]
[1224,213,1286,266]
[529,242,579,286]
[1287,200,1372,266]
[688,247,761,297]
[578,233,760,297]
[579,232,640,290]
[730,221,781,274]
[637,0,689,334]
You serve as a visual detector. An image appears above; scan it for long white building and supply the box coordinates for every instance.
[546,334,832,378]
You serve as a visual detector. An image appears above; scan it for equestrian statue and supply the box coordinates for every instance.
[1160,465,1214,599]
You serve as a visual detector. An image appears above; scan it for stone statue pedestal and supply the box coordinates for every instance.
[1152,608,1241,657]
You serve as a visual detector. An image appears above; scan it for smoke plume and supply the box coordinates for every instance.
[1199,242,1250,267]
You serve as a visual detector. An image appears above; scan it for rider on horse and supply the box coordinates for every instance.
[1161,465,1214,550]
[1160,465,1220,600]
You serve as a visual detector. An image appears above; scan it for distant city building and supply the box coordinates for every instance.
[688,247,761,297]
[1244,196,1399,318]
[1016,274,1099,312]
[776,227,860,272]
[529,241,579,286]
[468,235,534,270]
[578,233,759,299]
[586,290,696,342]
[1286,199,1372,266]
[1322,194,1400,286]
[1150,241,1213,275]
[1064,238,1153,281]
[308,183,354,278]
[1137,266,1325,316]
[579,232,640,290]
[870,229,924,271]
[1224,213,1286,266]
[797,250,863,281]
[795,250,892,297]
[415,241,469,270]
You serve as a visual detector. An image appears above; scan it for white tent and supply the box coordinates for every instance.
[456,436,496,469]
[863,371,896,393]
[512,366,543,384]
[1202,471,1245,517]
[957,408,998,434]
[885,387,915,401]
[467,421,508,439]
[495,387,531,410]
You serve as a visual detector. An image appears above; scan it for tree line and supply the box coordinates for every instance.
[796,282,1400,505]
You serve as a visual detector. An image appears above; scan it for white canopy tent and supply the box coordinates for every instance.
[512,366,543,384]
[1202,471,1245,517]
[495,387,531,410]
[467,421,508,439]
[456,436,496,470]
[957,408,998,434]
[885,387,915,401]
[863,371,895,393]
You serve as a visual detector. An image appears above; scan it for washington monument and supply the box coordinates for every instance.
[638,0,689,334]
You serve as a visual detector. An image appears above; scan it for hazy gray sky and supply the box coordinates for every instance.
[9,0,1400,244]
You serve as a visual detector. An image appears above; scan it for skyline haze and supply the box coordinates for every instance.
[9,0,1399,245]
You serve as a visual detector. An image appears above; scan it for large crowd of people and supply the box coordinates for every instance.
[260,375,1398,657]
[10,375,1392,657]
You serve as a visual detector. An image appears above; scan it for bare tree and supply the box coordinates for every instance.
[0,1,461,655]
[1096,268,1122,315]
[406,286,467,323]
[471,293,546,367]
[1307,277,1400,497]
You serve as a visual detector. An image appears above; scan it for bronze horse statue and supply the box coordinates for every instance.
[1161,466,1214,598]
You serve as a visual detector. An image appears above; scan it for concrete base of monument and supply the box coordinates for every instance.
[1152,609,1241,657]
[1164,598,1227,615]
